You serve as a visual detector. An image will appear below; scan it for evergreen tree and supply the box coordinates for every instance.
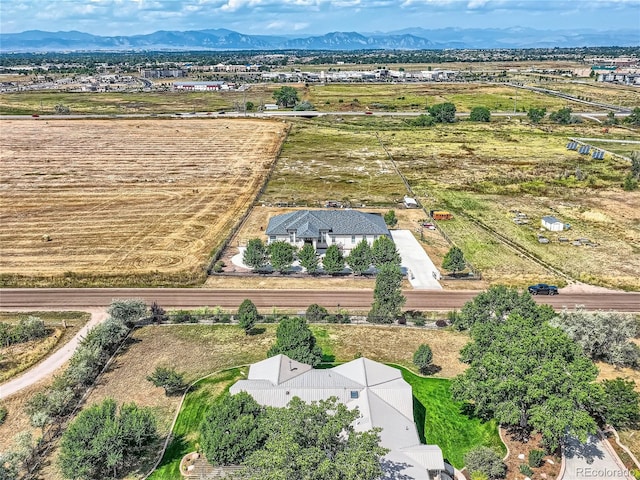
[322,244,345,275]
[368,262,405,324]
[298,243,320,274]
[346,239,372,275]
[267,317,323,366]
[237,299,259,335]
[370,236,400,267]
[268,241,297,273]
[243,238,268,271]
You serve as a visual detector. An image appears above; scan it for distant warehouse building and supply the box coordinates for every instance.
[541,216,565,231]
[173,81,228,91]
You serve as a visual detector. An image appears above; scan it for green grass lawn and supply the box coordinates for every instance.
[399,367,505,469]
[148,368,246,480]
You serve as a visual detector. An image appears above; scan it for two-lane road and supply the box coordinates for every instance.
[1,288,638,312]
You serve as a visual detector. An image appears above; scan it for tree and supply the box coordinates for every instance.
[601,378,640,429]
[527,107,546,124]
[464,447,506,480]
[383,210,397,227]
[370,235,400,267]
[306,303,328,323]
[147,366,186,395]
[237,299,259,334]
[107,299,147,327]
[549,107,573,124]
[200,392,266,466]
[469,106,491,122]
[454,285,554,331]
[368,262,405,324]
[273,86,299,108]
[442,246,466,275]
[293,101,314,111]
[245,101,255,111]
[322,244,345,275]
[150,301,167,324]
[550,308,640,367]
[624,173,639,191]
[346,239,372,275]
[58,398,156,480]
[243,238,268,271]
[625,107,640,126]
[428,102,456,123]
[268,241,297,273]
[267,317,323,366]
[413,344,433,375]
[298,243,320,274]
[243,397,387,480]
[452,315,601,451]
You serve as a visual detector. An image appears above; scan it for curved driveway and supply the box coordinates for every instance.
[0,308,107,400]
[563,434,628,480]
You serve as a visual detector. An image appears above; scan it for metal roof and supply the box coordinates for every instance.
[230,355,446,477]
[265,210,390,237]
[542,216,562,224]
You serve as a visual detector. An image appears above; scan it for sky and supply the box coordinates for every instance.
[1,0,639,36]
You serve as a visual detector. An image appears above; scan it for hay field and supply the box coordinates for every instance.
[0,119,287,286]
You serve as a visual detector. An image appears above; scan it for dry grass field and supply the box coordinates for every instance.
[0,118,287,287]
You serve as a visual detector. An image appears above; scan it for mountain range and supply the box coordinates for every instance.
[1,27,638,52]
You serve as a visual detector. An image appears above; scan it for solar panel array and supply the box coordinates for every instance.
[592,150,605,160]
[566,141,578,150]
[578,145,591,155]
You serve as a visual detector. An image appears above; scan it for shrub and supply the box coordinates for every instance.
[172,310,194,324]
[435,319,448,328]
[464,447,506,480]
[397,317,407,325]
[147,366,186,395]
[306,304,329,323]
[528,449,545,468]
[519,464,534,476]
[212,260,225,273]
[413,318,426,327]
[413,344,433,374]
[0,406,7,425]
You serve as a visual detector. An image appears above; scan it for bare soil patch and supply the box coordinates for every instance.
[0,119,287,286]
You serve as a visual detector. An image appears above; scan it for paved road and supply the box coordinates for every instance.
[563,434,629,480]
[0,308,108,400]
[0,288,638,312]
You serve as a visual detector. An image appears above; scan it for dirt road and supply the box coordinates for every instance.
[0,308,108,400]
[1,288,638,312]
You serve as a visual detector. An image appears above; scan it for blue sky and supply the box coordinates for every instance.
[1,0,639,35]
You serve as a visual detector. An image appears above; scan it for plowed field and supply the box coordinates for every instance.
[0,119,287,286]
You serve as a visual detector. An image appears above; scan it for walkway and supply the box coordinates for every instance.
[0,308,108,399]
[390,230,442,290]
[562,434,629,480]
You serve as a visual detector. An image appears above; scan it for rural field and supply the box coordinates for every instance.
[0,118,287,287]
[260,116,639,289]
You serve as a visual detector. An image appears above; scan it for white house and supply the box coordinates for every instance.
[230,355,450,480]
[541,215,564,232]
[265,210,391,253]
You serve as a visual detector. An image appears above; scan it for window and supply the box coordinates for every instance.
[320,232,327,243]
[269,235,276,243]
[350,391,359,399]
[289,232,296,243]
[331,235,336,243]
[351,235,356,244]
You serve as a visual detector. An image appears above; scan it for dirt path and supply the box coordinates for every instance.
[0,307,108,399]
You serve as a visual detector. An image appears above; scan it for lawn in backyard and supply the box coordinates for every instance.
[148,368,246,480]
[400,367,505,469]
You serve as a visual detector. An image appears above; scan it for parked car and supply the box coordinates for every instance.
[421,222,436,230]
[528,283,559,295]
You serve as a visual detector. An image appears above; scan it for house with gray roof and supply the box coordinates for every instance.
[541,215,565,232]
[230,355,450,480]
[265,210,391,253]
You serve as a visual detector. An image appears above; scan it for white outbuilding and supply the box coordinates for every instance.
[541,216,564,231]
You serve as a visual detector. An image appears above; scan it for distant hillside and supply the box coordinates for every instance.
[1,27,638,52]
